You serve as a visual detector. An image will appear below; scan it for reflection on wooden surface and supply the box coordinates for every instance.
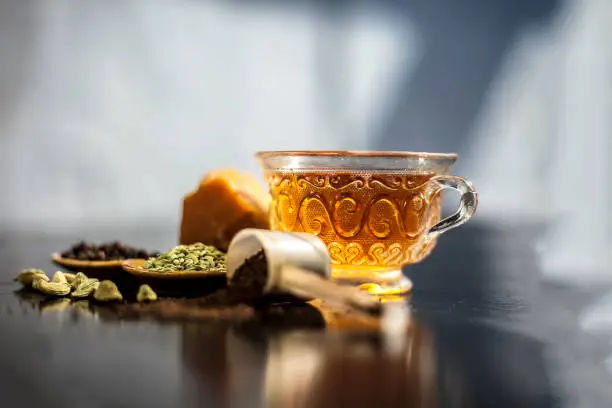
[181,301,435,408]
[264,309,435,408]
[16,287,433,408]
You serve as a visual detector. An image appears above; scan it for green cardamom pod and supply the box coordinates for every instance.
[63,272,76,284]
[71,278,100,299]
[71,272,89,290]
[15,269,49,287]
[33,279,72,296]
[136,284,158,302]
[51,271,68,284]
[93,280,123,302]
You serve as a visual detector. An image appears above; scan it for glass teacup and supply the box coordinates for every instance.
[256,151,478,295]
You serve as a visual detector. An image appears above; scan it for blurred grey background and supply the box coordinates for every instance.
[0,0,610,281]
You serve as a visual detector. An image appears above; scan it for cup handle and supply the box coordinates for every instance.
[426,175,478,239]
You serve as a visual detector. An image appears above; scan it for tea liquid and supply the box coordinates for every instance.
[265,170,442,270]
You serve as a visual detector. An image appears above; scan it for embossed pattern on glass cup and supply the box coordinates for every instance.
[265,170,443,270]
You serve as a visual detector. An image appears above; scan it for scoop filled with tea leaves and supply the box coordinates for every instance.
[226,229,384,316]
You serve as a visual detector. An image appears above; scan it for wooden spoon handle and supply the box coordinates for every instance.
[278,265,382,316]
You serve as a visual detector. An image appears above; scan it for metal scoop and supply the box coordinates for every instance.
[226,229,383,316]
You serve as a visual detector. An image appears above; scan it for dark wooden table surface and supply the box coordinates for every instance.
[0,222,611,408]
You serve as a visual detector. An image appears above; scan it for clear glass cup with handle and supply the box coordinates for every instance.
[256,150,478,296]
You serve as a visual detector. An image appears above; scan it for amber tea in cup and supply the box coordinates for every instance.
[256,151,478,295]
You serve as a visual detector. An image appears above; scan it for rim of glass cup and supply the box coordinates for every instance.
[255,150,458,172]
[256,150,457,160]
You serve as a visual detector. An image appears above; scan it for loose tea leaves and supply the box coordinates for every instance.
[228,250,268,304]
[144,243,227,272]
[60,241,158,261]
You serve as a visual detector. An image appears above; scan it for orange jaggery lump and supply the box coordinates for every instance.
[179,169,270,251]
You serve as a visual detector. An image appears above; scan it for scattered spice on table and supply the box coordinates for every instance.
[14,250,299,322]
[143,243,226,272]
[60,241,158,261]
[103,299,256,322]
[15,269,120,302]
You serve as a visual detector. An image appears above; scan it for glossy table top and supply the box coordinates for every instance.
[1,222,611,408]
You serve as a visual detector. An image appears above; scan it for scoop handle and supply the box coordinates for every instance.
[278,265,382,316]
